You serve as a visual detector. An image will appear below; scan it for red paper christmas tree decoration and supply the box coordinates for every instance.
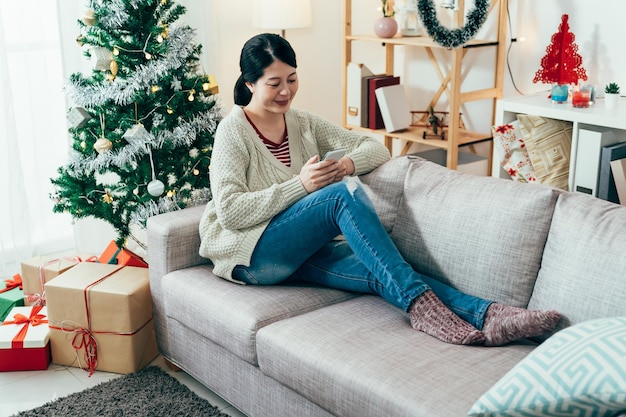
[533,14,588,85]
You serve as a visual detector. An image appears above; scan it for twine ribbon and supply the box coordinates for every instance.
[0,274,22,294]
[2,305,48,349]
[25,257,82,306]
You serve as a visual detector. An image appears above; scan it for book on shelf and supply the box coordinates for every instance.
[597,141,626,203]
[610,158,626,205]
[368,75,400,130]
[346,63,374,127]
[374,84,411,133]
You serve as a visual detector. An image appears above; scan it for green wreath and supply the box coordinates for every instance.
[417,0,490,48]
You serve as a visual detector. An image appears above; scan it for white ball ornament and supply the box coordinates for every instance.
[147,179,165,197]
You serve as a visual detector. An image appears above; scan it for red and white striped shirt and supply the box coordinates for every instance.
[245,113,291,167]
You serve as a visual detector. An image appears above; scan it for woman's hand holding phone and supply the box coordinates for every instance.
[299,150,349,193]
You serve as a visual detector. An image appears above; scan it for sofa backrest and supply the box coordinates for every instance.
[360,156,560,308]
[527,191,626,338]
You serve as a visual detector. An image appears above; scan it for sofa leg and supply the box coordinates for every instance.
[164,358,181,372]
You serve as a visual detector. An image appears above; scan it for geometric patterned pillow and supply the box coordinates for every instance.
[468,317,626,417]
[492,121,537,183]
[517,114,572,191]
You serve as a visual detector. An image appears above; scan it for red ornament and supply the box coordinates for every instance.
[533,14,588,85]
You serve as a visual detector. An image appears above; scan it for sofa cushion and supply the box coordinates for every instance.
[517,114,572,190]
[492,121,537,183]
[359,155,412,233]
[389,157,559,307]
[469,316,626,417]
[257,296,536,417]
[528,192,626,337]
[161,264,355,365]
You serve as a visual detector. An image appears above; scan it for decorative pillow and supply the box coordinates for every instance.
[492,121,537,183]
[468,317,626,417]
[516,114,572,190]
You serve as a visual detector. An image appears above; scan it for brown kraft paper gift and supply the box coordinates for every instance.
[44,262,158,375]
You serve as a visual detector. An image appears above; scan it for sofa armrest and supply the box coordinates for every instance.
[147,204,210,288]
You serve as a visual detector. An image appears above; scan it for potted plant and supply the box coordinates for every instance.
[604,82,620,109]
[374,0,397,38]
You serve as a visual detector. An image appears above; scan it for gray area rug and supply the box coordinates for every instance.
[11,366,232,417]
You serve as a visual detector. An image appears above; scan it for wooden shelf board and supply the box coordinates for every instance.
[346,34,499,49]
[346,125,491,148]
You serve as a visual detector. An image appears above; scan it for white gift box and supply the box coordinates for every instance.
[0,305,51,371]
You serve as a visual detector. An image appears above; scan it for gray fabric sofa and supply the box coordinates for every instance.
[146,155,626,417]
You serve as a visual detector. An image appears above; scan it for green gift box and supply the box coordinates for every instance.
[0,284,25,321]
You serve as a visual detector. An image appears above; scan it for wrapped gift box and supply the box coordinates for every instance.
[45,263,157,375]
[98,241,148,268]
[21,256,80,306]
[0,275,25,321]
[0,305,51,371]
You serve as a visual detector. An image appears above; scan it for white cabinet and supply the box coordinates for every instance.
[493,94,626,193]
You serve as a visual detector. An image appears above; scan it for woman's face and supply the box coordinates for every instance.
[246,60,298,115]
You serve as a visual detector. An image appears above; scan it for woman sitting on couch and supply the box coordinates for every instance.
[199,33,560,346]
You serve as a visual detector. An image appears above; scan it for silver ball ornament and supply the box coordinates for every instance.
[147,179,165,197]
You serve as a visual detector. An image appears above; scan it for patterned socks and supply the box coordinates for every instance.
[482,303,561,347]
[408,290,485,345]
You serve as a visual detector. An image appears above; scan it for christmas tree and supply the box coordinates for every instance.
[533,14,587,85]
[51,0,221,249]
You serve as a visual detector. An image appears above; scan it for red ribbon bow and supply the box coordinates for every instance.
[2,305,48,349]
[0,274,22,294]
[71,328,98,376]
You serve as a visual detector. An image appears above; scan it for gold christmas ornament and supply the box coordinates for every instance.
[151,85,161,94]
[110,60,118,79]
[94,137,113,154]
[103,191,114,203]
[83,8,95,26]
[145,52,152,60]
[188,89,195,101]
[80,140,87,149]
[113,47,120,56]
[76,35,85,46]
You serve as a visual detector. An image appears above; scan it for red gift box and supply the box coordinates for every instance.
[98,241,148,268]
[0,305,51,371]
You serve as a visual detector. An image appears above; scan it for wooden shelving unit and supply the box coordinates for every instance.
[342,0,509,170]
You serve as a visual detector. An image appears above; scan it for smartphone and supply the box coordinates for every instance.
[322,148,347,161]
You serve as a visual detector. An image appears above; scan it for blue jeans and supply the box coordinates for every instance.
[232,179,492,330]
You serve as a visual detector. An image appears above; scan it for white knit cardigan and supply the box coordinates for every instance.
[199,105,391,282]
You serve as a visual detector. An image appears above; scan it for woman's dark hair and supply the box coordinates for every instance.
[234,33,298,106]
